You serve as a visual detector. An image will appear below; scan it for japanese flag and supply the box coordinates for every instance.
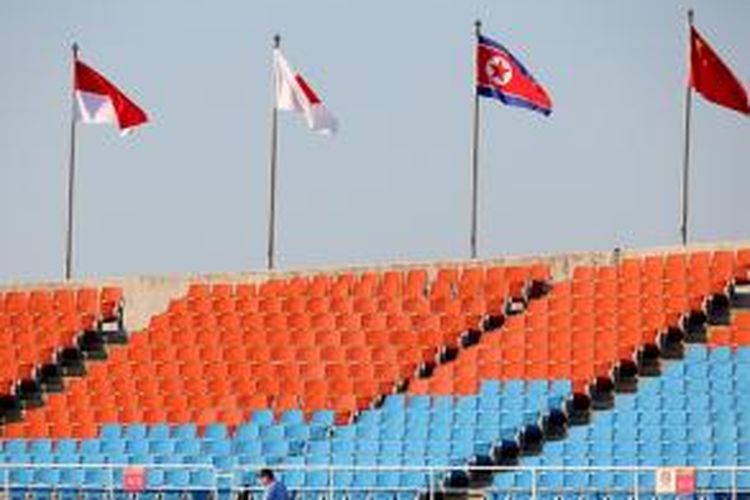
[274,49,337,135]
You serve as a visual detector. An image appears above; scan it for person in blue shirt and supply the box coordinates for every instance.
[259,468,290,500]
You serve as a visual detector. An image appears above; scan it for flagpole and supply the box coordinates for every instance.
[470,19,482,260]
[680,9,694,246]
[65,42,79,281]
[267,34,281,270]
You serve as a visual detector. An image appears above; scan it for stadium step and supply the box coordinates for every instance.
[407,278,555,493]
[0,301,127,430]
[730,282,750,309]
[360,275,549,425]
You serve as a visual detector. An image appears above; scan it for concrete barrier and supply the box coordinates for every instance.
[2,239,748,332]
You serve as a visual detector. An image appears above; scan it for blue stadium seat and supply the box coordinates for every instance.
[260,425,285,442]
[146,469,165,488]
[79,439,102,455]
[79,452,106,464]
[9,468,33,487]
[251,409,274,425]
[305,470,329,488]
[311,410,335,426]
[173,424,198,440]
[29,439,53,455]
[284,424,310,440]
[34,468,61,484]
[175,438,201,456]
[128,453,153,464]
[147,424,171,441]
[59,468,85,487]
[203,439,231,456]
[83,469,109,488]
[204,423,228,441]
[165,469,191,488]
[100,424,122,441]
[191,469,216,489]
[100,439,125,454]
[234,423,259,441]
[124,424,147,441]
[125,439,149,455]
[105,452,129,464]
[149,439,175,455]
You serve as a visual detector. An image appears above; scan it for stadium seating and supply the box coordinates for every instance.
[0,287,122,394]
[410,250,740,395]
[0,247,748,497]
[0,381,570,493]
[498,345,750,497]
[2,265,545,437]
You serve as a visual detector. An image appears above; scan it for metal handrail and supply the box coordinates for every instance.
[0,463,747,497]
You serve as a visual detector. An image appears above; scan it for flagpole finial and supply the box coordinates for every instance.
[474,19,482,36]
[273,34,281,49]
[687,9,694,24]
[71,42,79,59]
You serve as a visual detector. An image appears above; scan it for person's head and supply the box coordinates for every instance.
[259,468,275,487]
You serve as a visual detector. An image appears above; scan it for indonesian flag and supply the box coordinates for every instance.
[273,49,337,134]
[74,59,149,133]
[689,26,749,115]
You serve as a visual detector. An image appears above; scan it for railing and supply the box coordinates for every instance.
[232,464,750,499]
[0,464,218,496]
[0,464,748,499]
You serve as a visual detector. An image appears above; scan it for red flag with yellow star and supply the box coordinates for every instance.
[690,25,749,115]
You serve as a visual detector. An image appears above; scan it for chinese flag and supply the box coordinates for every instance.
[690,26,749,115]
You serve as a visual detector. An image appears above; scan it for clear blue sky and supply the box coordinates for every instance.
[1,1,748,283]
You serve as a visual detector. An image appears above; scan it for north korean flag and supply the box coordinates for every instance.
[476,34,552,116]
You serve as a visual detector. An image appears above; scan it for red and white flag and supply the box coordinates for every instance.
[74,59,149,133]
[273,49,337,134]
[689,25,749,115]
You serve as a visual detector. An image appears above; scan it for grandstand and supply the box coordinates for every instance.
[0,242,749,498]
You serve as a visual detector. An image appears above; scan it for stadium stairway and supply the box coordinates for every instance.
[0,287,126,429]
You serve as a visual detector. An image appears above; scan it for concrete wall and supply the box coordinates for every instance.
[2,239,748,332]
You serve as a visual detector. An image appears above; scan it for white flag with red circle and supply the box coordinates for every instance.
[274,49,337,135]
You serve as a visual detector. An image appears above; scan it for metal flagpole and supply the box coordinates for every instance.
[470,20,482,259]
[267,34,281,270]
[65,42,79,280]
[680,9,694,246]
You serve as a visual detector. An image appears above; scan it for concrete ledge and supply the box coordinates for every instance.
[1,239,748,332]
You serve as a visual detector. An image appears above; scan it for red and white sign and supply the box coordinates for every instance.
[123,467,146,492]
[675,468,696,494]
[655,468,677,494]
[655,467,695,494]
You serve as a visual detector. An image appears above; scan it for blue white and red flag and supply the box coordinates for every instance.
[476,34,552,116]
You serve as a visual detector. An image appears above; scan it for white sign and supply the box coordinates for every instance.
[655,468,677,494]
